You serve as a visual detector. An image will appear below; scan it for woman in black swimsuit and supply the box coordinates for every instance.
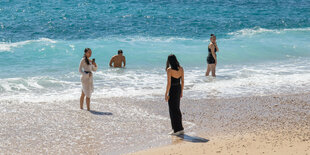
[165,54,184,136]
[206,34,219,77]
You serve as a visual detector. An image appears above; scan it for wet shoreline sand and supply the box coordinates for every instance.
[0,93,309,154]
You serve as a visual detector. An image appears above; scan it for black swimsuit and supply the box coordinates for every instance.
[207,44,217,64]
[168,74,184,132]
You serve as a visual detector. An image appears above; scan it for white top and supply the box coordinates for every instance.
[79,58,98,76]
[79,58,98,97]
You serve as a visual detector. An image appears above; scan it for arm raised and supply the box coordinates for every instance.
[92,61,98,71]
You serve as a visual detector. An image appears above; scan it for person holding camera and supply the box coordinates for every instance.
[79,48,98,111]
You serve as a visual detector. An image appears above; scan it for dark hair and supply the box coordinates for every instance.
[118,49,123,54]
[166,54,180,71]
[210,33,216,38]
[210,34,216,38]
[84,48,91,65]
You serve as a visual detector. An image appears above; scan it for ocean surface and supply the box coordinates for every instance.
[1,0,310,103]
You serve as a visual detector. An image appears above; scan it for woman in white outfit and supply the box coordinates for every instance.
[79,48,98,111]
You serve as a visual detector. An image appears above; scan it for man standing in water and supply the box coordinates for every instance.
[109,50,126,68]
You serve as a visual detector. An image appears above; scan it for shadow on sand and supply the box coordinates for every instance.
[89,110,113,116]
[176,134,209,143]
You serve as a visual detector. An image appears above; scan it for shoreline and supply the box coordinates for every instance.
[0,93,309,154]
[129,92,310,154]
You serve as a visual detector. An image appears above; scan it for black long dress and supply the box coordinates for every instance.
[168,76,184,133]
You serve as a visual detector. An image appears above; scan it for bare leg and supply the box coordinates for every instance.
[80,91,85,109]
[211,64,216,77]
[206,64,211,76]
[86,97,90,111]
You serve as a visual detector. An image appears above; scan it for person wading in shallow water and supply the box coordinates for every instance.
[109,49,126,68]
[206,34,219,77]
[165,54,184,136]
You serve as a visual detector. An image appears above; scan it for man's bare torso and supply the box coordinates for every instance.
[111,55,125,67]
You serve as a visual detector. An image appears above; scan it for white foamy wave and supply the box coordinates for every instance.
[0,38,57,52]
[228,26,310,36]
[0,76,78,94]
[187,58,310,98]
[1,58,310,104]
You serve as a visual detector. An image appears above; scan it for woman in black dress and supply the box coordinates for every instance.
[165,54,184,135]
[206,34,219,77]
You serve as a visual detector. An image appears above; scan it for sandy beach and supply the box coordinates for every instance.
[131,130,310,155]
[131,93,310,155]
[0,92,309,154]
[2,1,310,154]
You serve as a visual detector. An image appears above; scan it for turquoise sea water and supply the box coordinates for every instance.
[0,1,310,102]
[1,0,310,41]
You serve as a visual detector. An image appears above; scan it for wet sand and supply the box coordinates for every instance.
[0,98,174,154]
[0,93,309,154]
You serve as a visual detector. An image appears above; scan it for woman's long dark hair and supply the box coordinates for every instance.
[84,48,91,65]
[166,54,180,71]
